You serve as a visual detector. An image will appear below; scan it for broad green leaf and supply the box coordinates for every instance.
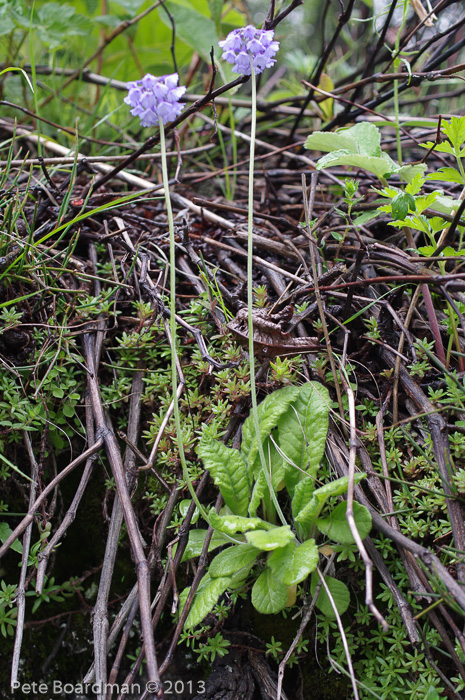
[311,572,350,618]
[246,525,295,551]
[294,473,366,533]
[304,123,382,157]
[249,469,268,517]
[291,475,315,536]
[160,2,218,62]
[277,382,330,494]
[209,511,271,535]
[198,437,250,516]
[178,499,199,524]
[396,163,427,183]
[241,386,300,476]
[208,0,222,30]
[317,501,372,545]
[184,573,231,629]
[0,522,22,554]
[267,539,319,586]
[316,150,398,181]
[432,195,462,215]
[305,130,359,154]
[391,192,416,220]
[180,528,230,562]
[251,568,288,614]
[209,544,260,578]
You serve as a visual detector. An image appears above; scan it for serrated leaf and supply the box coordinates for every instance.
[426,167,464,184]
[317,501,372,544]
[245,525,294,551]
[184,573,231,629]
[311,572,350,618]
[267,539,319,586]
[420,141,456,155]
[294,473,366,533]
[442,116,465,151]
[180,529,230,563]
[241,386,300,476]
[209,511,270,535]
[277,382,330,494]
[209,544,260,578]
[198,437,250,516]
[251,568,288,614]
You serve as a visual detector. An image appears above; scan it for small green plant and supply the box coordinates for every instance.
[196,632,231,662]
[304,122,425,185]
[180,382,372,628]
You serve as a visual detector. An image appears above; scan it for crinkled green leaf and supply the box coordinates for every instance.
[245,525,295,551]
[267,539,319,586]
[294,473,366,533]
[198,437,250,516]
[317,501,372,545]
[209,511,271,535]
[251,568,288,614]
[277,382,330,495]
[249,469,268,517]
[241,386,300,476]
[209,544,260,578]
[311,572,350,618]
[180,528,231,563]
[291,475,315,539]
[184,573,231,629]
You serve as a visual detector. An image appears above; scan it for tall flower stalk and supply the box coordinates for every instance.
[125,73,205,513]
[219,26,284,522]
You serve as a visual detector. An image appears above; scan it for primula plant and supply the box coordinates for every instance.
[218,25,282,522]
[180,382,372,628]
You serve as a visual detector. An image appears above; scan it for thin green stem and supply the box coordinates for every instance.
[159,121,208,521]
[247,63,286,527]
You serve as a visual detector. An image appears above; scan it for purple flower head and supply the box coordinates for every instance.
[218,25,279,76]
[124,73,186,127]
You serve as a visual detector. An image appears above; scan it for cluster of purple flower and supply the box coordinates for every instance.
[124,73,186,127]
[125,26,279,126]
[218,25,279,76]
